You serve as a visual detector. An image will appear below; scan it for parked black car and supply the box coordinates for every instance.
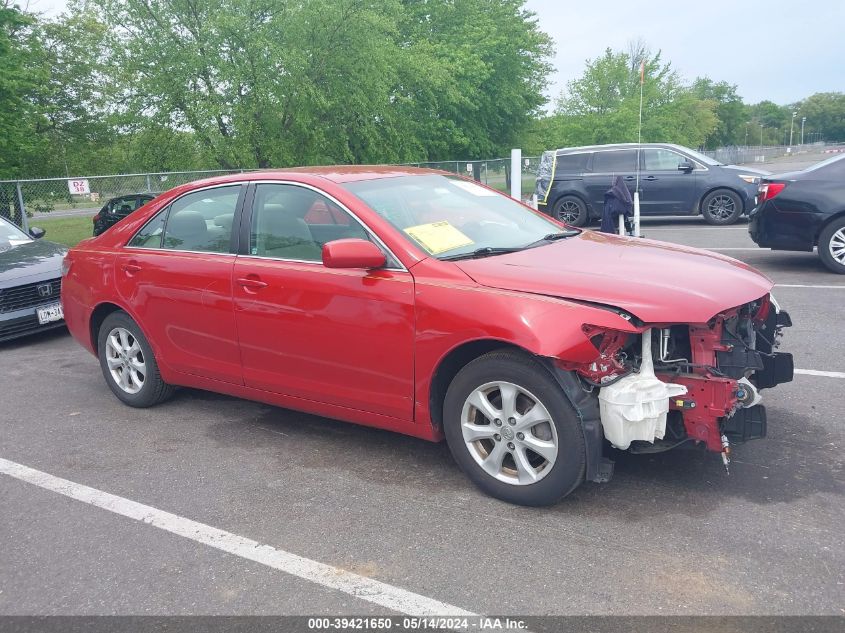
[92,193,157,236]
[535,143,768,226]
[749,153,845,274]
[0,216,66,342]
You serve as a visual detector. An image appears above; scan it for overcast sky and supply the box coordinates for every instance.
[525,0,845,107]
[29,0,844,107]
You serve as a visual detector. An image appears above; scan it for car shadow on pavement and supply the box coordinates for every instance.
[193,388,842,516]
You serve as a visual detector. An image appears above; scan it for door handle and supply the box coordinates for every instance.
[122,261,141,275]
[644,176,657,181]
[237,276,268,290]
[624,176,635,180]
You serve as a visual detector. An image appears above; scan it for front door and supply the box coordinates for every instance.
[638,148,698,214]
[232,183,415,420]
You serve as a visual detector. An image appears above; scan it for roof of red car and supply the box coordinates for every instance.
[216,165,441,184]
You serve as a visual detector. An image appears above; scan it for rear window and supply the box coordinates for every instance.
[592,150,637,173]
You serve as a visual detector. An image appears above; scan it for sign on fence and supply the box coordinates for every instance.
[67,179,91,195]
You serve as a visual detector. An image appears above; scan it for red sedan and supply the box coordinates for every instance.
[61,167,793,505]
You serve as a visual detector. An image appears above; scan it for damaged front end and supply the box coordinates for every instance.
[557,293,793,477]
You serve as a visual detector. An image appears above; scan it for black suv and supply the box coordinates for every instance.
[535,143,767,226]
[92,193,157,236]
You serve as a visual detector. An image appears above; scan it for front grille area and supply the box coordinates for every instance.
[0,278,62,314]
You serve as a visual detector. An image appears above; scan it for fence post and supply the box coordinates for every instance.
[16,182,29,233]
[145,174,152,192]
[510,149,522,200]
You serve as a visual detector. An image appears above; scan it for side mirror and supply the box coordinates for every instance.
[678,160,694,173]
[322,238,386,269]
[29,227,46,239]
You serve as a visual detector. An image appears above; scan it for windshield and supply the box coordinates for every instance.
[0,216,32,250]
[342,174,566,259]
[675,146,722,166]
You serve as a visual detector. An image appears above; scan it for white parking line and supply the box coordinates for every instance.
[0,457,475,617]
[700,247,762,251]
[775,284,845,289]
[795,369,845,379]
[646,227,749,231]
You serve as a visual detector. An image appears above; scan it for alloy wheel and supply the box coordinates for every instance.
[707,194,736,220]
[460,381,559,485]
[556,200,582,224]
[105,327,146,394]
[829,228,845,265]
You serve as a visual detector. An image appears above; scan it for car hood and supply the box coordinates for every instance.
[0,239,66,286]
[721,164,770,177]
[454,231,773,323]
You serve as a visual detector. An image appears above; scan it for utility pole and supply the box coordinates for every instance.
[789,111,797,147]
[801,117,806,145]
[760,124,764,148]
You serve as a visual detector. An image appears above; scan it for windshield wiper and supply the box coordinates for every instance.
[440,246,525,261]
[523,231,579,248]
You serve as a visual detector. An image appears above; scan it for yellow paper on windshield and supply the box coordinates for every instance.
[404,221,474,255]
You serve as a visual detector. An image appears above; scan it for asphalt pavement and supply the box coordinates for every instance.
[1,217,843,617]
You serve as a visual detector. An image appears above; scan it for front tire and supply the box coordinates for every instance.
[552,195,588,227]
[701,189,742,225]
[819,218,845,274]
[97,311,174,407]
[443,350,586,506]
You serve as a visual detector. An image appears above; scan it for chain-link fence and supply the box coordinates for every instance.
[404,156,541,199]
[0,169,245,231]
[0,160,546,230]
[698,142,843,166]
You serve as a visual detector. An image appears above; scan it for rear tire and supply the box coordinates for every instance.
[443,350,586,506]
[702,189,742,225]
[552,195,588,227]
[818,217,845,274]
[97,311,174,407]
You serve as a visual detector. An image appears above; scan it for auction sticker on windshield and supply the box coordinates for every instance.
[404,221,474,254]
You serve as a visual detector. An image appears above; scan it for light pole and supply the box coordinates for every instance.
[789,111,797,147]
[801,116,806,145]
[760,123,764,147]
[745,123,749,147]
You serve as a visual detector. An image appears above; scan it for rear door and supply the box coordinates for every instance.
[115,184,245,384]
[584,149,638,212]
[639,148,698,214]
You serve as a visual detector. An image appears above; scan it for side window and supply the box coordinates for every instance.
[591,150,637,173]
[553,153,588,174]
[643,149,683,171]
[161,185,241,253]
[250,184,369,261]
[128,207,168,248]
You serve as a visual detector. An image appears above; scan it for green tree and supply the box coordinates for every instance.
[691,77,746,148]
[797,92,845,142]
[549,46,717,150]
[0,3,49,178]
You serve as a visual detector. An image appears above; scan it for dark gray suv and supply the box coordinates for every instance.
[535,143,768,226]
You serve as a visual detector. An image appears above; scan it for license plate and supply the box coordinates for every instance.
[37,302,64,324]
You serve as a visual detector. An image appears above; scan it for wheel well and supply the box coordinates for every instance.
[698,186,746,214]
[815,210,845,245]
[89,302,124,353]
[428,339,525,431]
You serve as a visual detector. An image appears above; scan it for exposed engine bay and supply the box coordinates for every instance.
[561,293,793,474]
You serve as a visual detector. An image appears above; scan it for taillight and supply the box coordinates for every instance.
[758,182,786,202]
[92,213,100,223]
